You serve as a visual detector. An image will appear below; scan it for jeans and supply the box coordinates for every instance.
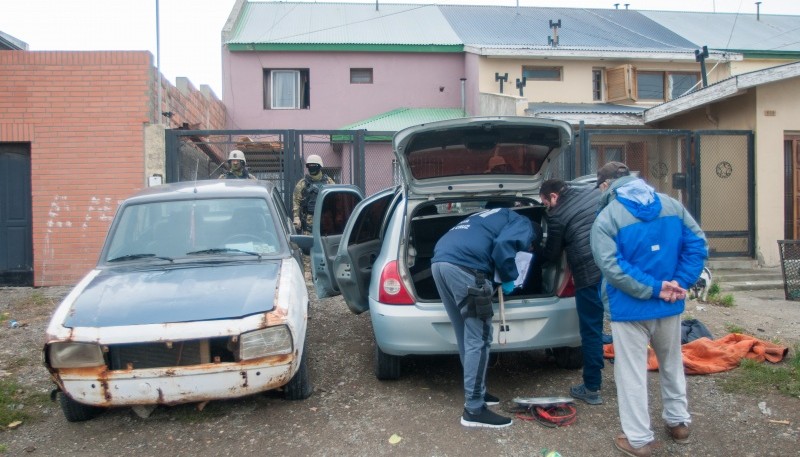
[432,262,493,413]
[576,283,604,391]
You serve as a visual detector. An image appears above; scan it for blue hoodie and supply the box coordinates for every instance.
[590,176,708,322]
[432,208,534,283]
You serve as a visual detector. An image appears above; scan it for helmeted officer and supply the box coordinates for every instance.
[292,154,335,234]
[219,150,257,180]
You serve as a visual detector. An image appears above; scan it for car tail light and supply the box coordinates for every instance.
[378,260,415,305]
[557,273,576,298]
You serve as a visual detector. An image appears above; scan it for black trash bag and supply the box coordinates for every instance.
[681,319,714,344]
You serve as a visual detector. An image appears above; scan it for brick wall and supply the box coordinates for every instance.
[0,51,226,286]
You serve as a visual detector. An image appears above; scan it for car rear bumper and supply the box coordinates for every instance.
[369,297,581,356]
[54,356,296,407]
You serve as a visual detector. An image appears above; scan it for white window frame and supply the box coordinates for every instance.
[270,70,301,109]
[350,68,373,84]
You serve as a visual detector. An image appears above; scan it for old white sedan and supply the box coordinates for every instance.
[44,180,313,421]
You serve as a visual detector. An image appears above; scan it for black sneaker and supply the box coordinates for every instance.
[461,407,512,428]
[484,392,500,406]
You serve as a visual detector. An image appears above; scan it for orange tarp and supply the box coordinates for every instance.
[603,333,789,375]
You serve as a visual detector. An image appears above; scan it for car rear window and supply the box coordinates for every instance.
[404,125,562,180]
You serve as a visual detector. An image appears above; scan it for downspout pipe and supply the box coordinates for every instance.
[460,78,467,116]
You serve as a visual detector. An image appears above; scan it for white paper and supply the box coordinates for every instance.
[494,251,533,288]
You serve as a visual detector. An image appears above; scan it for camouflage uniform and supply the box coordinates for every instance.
[293,173,335,234]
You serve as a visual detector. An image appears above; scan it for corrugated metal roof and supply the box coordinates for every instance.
[528,103,646,115]
[226,2,798,55]
[339,108,466,131]
[227,2,461,45]
[642,11,800,53]
[438,6,696,50]
[0,30,27,50]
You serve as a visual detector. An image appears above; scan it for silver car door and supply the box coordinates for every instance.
[333,188,397,314]
[310,185,364,299]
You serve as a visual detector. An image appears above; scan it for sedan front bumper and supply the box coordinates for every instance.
[54,354,297,407]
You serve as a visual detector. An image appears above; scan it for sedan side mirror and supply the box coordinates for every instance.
[290,234,313,255]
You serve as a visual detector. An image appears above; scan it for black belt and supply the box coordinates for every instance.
[455,264,490,280]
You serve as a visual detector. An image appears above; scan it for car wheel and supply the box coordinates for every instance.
[58,392,104,422]
[551,346,584,370]
[284,351,313,400]
[374,344,401,380]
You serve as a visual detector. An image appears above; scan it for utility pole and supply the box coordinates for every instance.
[156,0,162,125]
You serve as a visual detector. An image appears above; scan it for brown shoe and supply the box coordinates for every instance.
[666,422,690,444]
[614,434,652,457]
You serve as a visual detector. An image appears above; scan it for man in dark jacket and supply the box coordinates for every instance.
[432,207,534,429]
[540,179,604,405]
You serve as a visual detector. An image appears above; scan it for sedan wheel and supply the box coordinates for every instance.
[58,392,105,422]
[374,343,401,380]
[284,351,313,400]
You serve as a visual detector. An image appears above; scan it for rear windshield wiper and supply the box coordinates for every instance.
[107,253,174,263]
[186,248,262,260]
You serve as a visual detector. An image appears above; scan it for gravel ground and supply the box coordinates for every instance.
[0,284,798,456]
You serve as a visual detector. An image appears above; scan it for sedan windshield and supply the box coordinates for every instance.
[104,198,280,262]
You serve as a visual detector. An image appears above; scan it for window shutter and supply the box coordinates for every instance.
[606,65,636,103]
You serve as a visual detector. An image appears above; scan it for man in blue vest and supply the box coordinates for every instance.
[432,206,534,429]
[292,154,335,234]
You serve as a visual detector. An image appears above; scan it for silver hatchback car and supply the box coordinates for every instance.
[310,117,582,379]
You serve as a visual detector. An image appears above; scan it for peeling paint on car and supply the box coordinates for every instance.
[43,181,311,418]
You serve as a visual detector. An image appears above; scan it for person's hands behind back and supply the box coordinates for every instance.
[659,280,687,303]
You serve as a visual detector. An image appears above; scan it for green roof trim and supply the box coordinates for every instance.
[333,108,467,142]
[227,43,464,53]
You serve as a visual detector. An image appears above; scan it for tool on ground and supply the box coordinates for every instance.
[511,396,577,427]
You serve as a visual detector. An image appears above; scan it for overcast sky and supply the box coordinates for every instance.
[2,0,799,98]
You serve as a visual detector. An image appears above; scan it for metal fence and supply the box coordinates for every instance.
[581,127,754,258]
[166,127,754,257]
[165,129,398,213]
[693,131,754,257]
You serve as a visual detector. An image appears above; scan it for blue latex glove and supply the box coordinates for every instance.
[501,281,515,295]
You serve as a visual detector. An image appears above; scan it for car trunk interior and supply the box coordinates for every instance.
[406,199,562,301]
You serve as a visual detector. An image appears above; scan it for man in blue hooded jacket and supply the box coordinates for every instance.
[432,206,534,429]
[590,162,707,457]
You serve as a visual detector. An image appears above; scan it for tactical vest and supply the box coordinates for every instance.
[301,174,329,215]
[223,168,251,179]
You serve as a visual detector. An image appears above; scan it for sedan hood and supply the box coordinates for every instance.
[63,262,280,328]
[393,116,572,199]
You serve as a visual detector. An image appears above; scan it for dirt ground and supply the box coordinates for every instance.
[1,283,799,457]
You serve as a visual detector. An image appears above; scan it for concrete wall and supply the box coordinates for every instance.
[730,59,800,76]
[222,50,466,129]
[478,93,527,116]
[754,77,800,265]
[0,51,226,285]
